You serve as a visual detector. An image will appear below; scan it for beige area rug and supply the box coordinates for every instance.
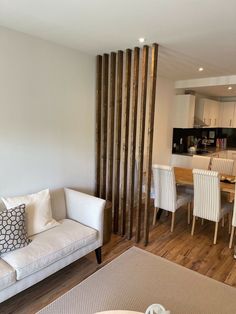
[38,247,236,314]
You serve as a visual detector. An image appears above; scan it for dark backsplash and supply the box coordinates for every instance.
[172,128,236,153]
[220,128,236,146]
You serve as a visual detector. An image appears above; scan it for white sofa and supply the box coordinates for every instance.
[0,188,106,303]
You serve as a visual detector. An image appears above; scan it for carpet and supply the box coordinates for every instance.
[38,247,236,314]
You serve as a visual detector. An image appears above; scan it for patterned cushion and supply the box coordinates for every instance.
[0,204,31,255]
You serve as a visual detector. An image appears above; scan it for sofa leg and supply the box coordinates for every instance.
[95,247,102,264]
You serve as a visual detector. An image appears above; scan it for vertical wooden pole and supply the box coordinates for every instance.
[112,50,123,233]
[119,49,132,235]
[135,46,149,243]
[106,52,116,201]
[95,55,102,197]
[127,47,140,240]
[144,44,159,245]
[100,54,109,199]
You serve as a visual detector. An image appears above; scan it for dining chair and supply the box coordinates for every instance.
[135,158,155,197]
[192,155,211,170]
[211,157,234,175]
[191,169,232,244]
[229,187,236,248]
[152,164,192,232]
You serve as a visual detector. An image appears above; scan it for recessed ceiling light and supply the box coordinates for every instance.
[138,37,145,43]
[198,67,204,72]
[228,86,233,90]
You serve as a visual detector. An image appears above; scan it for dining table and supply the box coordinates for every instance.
[174,167,236,194]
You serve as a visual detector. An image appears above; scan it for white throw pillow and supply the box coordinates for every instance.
[2,189,59,237]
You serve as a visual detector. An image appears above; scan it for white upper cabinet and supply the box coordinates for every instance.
[174,96,236,129]
[195,98,220,127]
[209,99,220,127]
[219,102,235,128]
[173,95,195,128]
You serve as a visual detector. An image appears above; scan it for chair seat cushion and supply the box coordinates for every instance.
[0,259,16,291]
[176,188,192,209]
[177,184,194,195]
[1,219,97,280]
[220,199,233,219]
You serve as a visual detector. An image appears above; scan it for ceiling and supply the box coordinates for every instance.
[0,0,236,80]
[189,85,236,98]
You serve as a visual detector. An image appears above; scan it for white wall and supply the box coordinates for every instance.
[153,76,175,164]
[0,27,95,210]
[0,26,175,214]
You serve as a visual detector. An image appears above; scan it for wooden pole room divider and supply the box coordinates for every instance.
[95,43,159,245]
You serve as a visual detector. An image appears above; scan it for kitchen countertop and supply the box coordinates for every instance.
[173,147,236,157]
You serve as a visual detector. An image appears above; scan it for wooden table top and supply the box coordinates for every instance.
[174,167,235,194]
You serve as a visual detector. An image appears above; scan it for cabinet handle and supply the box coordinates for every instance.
[209,118,211,125]
[230,119,232,126]
[215,118,216,126]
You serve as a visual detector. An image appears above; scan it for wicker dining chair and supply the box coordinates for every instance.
[152,165,192,232]
[211,157,234,175]
[191,169,232,244]
[192,155,211,170]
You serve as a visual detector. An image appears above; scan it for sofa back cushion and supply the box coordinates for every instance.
[49,188,67,221]
[0,188,67,221]
[2,189,60,237]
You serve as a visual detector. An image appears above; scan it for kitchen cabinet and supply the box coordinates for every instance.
[173,95,195,128]
[195,98,220,127]
[210,152,220,158]
[218,151,227,159]
[209,100,220,127]
[219,102,235,127]
[209,151,228,159]
[174,96,236,129]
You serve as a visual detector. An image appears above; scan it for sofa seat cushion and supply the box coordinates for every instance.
[0,259,16,291]
[1,219,97,280]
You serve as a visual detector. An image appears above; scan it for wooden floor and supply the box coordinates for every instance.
[1,206,236,314]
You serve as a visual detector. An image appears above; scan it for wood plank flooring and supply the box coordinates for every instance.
[1,206,236,314]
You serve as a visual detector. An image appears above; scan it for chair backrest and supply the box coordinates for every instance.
[232,183,236,227]
[152,165,177,212]
[193,169,221,222]
[211,157,234,175]
[192,155,211,170]
[232,200,236,228]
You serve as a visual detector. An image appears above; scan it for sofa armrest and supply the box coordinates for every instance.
[64,188,106,244]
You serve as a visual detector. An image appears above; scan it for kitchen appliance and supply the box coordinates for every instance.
[193,116,209,128]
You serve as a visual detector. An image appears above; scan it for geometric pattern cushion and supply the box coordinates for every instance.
[0,204,31,255]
